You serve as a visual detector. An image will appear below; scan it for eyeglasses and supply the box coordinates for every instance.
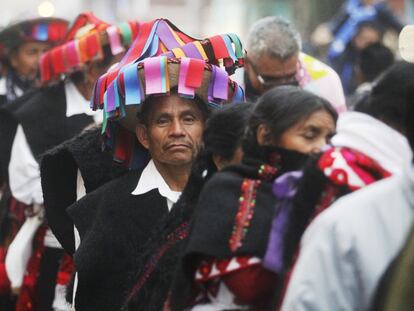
[247,58,299,88]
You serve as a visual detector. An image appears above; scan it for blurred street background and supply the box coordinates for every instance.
[2,0,412,45]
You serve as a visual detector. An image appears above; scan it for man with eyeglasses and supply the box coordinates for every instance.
[243,16,346,113]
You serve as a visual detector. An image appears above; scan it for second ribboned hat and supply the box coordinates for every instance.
[39,12,140,83]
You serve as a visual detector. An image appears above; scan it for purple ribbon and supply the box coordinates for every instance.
[106,81,117,113]
[263,171,303,273]
[181,43,203,59]
[156,20,182,50]
[213,66,228,100]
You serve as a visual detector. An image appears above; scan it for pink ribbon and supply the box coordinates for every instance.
[178,58,195,98]
[106,25,125,55]
[144,56,163,95]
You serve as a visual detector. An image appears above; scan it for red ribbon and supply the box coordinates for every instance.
[40,53,52,83]
[209,35,230,60]
[78,37,90,63]
[65,40,80,68]
[186,59,205,88]
[51,47,66,75]
[86,33,102,59]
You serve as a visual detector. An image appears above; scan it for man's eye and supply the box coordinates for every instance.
[26,49,38,55]
[156,118,169,125]
[183,116,196,124]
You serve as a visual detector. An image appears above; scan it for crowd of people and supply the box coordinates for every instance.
[0,0,413,310]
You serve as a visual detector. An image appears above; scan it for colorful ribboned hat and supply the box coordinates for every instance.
[0,17,68,58]
[93,19,246,168]
[39,12,140,83]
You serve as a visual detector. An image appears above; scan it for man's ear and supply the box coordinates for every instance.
[256,124,272,146]
[136,124,150,150]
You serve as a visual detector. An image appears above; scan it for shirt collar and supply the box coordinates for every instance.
[131,160,181,208]
[65,80,103,123]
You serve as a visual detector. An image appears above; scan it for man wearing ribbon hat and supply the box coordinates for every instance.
[2,13,139,311]
[242,16,347,113]
[0,16,68,310]
[45,18,245,310]
[0,17,68,203]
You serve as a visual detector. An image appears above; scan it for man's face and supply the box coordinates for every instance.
[10,41,51,80]
[245,53,298,95]
[136,94,205,168]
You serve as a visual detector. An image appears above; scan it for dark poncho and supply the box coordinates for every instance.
[41,127,127,255]
[68,169,169,311]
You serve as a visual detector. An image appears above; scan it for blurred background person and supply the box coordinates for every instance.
[3,13,137,311]
[242,16,346,113]
[0,17,68,105]
[348,41,395,107]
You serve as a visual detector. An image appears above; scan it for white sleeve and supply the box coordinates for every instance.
[8,125,43,205]
[280,210,358,311]
[5,214,43,289]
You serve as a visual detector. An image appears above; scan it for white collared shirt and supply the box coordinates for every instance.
[9,80,101,205]
[65,80,103,123]
[131,160,181,210]
[0,76,23,98]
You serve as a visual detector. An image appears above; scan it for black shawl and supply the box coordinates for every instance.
[41,127,128,255]
[67,169,169,311]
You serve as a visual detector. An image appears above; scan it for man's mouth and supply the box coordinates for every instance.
[165,143,191,151]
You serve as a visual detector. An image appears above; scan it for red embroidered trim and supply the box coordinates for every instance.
[15,226,47,311]
[126,222,189,302]
[196,256,260,282]
[229,179,261,252]
[258,164,278,181]
[318,147,391,191]
[56,254,75,286]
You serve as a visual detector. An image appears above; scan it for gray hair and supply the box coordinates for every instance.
[246,16,302,61]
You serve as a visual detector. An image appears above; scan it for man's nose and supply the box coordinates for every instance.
[169,119,185,137]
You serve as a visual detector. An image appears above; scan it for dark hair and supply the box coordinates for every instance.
[203,102,252,161]
[243,85,338,152]
[355,61,414,138]
[136,88,210,126]
[355,20,384,39]
[359,42,394,82]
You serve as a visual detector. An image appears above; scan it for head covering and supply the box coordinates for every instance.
[399,25,414,63]
[0,17,68,59]
[39,12,139,84]
[90,19,246,169]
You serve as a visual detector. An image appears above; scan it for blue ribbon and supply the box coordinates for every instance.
[221,35,238,62]
[123,63,143,105]
[36,23,49,41]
